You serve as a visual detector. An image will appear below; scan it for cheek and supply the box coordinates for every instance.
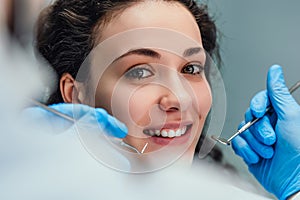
[94,78,115,114]
[109,84,158,130]
[190,81,212,145]
[192,81,212,120]
[128,89,154,127]
[200,86,212,115]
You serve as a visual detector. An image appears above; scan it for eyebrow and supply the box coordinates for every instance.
[183,47,203,57]
[112,47,203,63]
[113,48,161,63]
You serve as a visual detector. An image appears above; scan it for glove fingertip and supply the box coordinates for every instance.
[250,91,269,118]
[244,150,260,165]
[114,120,128,138]
[106,115,128,138]
[95,107,108,115]
[258,116,276,145]
[263,133,276,146]
[95,108,108,122]
[232,136,259,165]
[94,108,128,138]
[266,65,299,118]
[238,121,246,130]
[262,146,274,159]
[245,108,253,123]
[251,109,264,119]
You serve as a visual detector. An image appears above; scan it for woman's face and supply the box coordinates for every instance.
[83,1,212,161]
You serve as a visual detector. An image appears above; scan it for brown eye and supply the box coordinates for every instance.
[181,63,204,75]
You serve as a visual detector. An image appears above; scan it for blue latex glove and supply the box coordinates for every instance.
[21,103,127,138]
[232,65,300,200]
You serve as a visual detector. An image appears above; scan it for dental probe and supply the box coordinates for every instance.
[114,141,148,154]
[28,99,145,154]
[212,80,300,146]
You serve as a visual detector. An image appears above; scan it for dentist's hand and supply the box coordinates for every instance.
[231,65,300,200]
[21,103,127,138]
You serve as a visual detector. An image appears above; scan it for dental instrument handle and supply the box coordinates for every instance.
[289,80,300,94]
[28,99,75,122]
[227,108,270,142]
[227,81,300,143]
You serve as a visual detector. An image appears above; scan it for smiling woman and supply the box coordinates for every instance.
[35,0,223,168]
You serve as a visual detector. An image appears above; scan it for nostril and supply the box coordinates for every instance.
[159,103,180,112]
[159,95,181,111]
[167,107,179,112]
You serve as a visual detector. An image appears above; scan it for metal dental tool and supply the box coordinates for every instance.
[28,99,146,154]
[212,80,300,146]
[141,142,148,154]
[113,141,148,154]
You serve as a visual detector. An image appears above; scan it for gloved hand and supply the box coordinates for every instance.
[21,103,127,138]
[231,65,300,200]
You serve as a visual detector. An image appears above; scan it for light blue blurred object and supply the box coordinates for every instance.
[23,101,149,155]
[232,65,300,200]
[24,101,128,139]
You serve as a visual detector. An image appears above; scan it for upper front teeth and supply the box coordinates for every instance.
[144,126,187,138]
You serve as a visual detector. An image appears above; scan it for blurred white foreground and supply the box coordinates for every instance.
[0,29,272,200]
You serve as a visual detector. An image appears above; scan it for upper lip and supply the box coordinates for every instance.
[143,121,193,131]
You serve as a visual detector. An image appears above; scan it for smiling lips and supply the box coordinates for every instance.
[143,124,192,138]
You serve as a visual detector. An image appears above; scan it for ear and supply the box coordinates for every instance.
[60,73,82,103]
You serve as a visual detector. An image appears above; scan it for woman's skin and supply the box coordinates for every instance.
[61,1,212,164]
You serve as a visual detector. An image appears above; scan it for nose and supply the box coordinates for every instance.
[159,94,180,112]
[158,77,192,112]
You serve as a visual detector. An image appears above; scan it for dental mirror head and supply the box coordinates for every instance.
[211,135,230,146]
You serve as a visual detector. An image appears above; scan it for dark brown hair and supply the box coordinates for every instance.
[36,0,219,105]
[36,0,223,162]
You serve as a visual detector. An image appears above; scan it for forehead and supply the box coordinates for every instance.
[83,1,205,80]
[89,28,204,73]
[97,1,202,44]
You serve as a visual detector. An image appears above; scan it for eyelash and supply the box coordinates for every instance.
[124,62,204,80]
[124,64,154,80]
[181,63,204,75]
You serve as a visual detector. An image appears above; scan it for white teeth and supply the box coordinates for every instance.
[149,130,155,136]
[175,129,182,136]
[155,130,160,136]
[168,130,175,138]
[182,126,187,134]
[161,130,168,137]
[144,125,189,138]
